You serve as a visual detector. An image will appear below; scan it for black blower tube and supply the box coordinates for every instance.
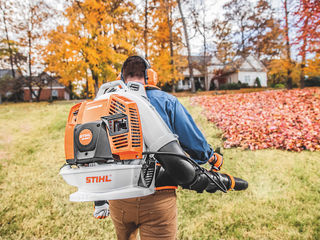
[206,172,248,192]
[149,141,248,193]
[155,141,196,185]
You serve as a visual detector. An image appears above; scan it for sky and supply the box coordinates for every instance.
[1,0,299,68]
[44,0,289,57]
[188,0,287,55]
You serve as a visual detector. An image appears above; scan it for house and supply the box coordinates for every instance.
[0,69,16,79]
[0,69,23,102]
[177,54,267,90]
[23,72,70,101]
[177,56,224,91]
[216,55,268,87]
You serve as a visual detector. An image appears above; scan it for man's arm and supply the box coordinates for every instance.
[168,97,214,164]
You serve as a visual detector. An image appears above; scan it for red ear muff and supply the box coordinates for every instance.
[146,68,158,86]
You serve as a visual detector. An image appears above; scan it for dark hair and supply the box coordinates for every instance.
[122,56,146,81]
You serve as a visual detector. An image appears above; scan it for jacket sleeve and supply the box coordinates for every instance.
[167,98,214,165]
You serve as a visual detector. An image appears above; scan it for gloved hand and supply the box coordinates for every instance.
[93,201,109,219]
[208,152,223,172]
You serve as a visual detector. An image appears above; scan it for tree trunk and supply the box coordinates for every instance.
[300,62,305,89]
[68,83,73,100]
[284,0,292,89]
[299,39,306,89]
[1,7,15,79]
[166,0,175,93]
[36,88,42,102]
[144,0,148,59]
[28,30,34,101]
[203,17,209,91]
[50,77,53,102]
[204,46,209,91]
[299,14,309,89]
[177,0,195,93]
[90,68,99,96]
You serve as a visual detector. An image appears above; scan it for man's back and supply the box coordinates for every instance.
[146,88,213,164]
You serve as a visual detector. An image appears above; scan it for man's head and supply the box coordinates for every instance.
[122,56,147,84]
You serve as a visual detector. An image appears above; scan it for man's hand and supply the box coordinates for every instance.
[208,152,223,171]
[93,201,110,219]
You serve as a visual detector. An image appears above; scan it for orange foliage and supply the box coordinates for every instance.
[45,0,138,96]
[294,0,320,55]
[305,54,320,77]
[268,58,301,85]
[192,89,320,151]
[146,0,185,86]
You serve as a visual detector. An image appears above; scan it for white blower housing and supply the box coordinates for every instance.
[60,81,177,202]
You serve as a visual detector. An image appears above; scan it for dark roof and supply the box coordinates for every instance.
[21,72,65,88]
[222,55,266,72]
[0,69,20,78]
[182,56,223,66]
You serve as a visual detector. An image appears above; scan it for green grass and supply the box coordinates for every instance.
[0,100,319,240]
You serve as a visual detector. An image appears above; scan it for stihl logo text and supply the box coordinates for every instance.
[86,175,112,183]
[79,129,93,145]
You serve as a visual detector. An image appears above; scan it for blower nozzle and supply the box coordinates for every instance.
[205,172,248,193]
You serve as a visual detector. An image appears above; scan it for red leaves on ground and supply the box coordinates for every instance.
[191,89,320,151]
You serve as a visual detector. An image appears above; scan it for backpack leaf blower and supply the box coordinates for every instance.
[59,81,248,202]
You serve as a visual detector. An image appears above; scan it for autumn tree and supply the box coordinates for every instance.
[45,0,138,97]
[249,0,284,63]
[5,0,55,102]
[219,0,283,63]
[268,56,301,87]
[305,54,320,80]
[294,0,320,88]
[0,0,15,78]
[143,0,184,90]
[0,1,29,102]
[191,0,212,91]
[282,0,294,89]
[222,0,255,58]
[211,19,234,65]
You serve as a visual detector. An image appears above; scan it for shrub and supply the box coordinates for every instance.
[239,82,249,88]
[305,77,320,87]
[219,82,249,90]
[219,83,241,90]
[274,83,285,89]
[254,77,262,87]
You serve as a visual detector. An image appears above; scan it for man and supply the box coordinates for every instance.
[94,56,223,240]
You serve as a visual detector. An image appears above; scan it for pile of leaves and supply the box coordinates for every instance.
[191,89,320,151]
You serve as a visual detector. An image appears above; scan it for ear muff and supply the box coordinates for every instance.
[146,68,158,86]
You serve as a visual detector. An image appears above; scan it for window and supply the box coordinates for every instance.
[183,78,189,86]
[244,75,250,83]
[32,90,38,99]
[52,90,58,97]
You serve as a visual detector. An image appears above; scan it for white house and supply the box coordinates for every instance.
[176,54,267,90]
[223,55,267,87]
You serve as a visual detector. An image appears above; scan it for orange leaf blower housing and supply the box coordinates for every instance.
[65,94,143,164]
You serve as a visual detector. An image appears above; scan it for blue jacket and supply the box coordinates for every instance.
[146,88,214,164]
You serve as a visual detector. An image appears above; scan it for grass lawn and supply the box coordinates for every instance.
[0,99,319,240]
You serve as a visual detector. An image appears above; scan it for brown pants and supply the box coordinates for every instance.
[109,190,177,240]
